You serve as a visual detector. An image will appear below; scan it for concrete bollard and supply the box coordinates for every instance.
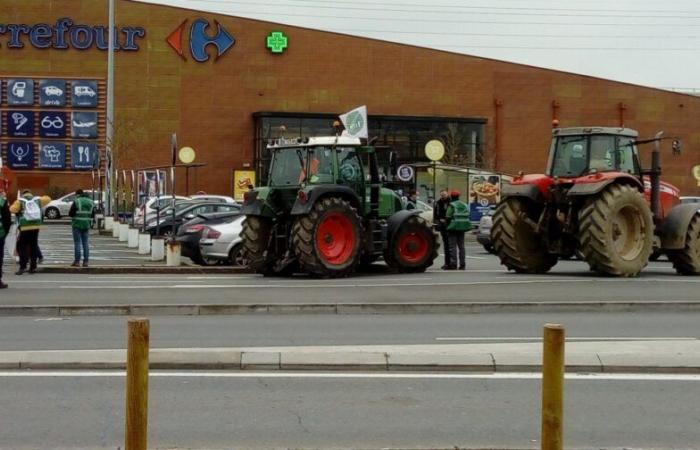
[125,318,149,450]
[541,323,565,450]
[112,220,121,238]
[166,241,181,267]
[119,223,130,242]
[151,237,165,261]
[105,216,114,231]
[128,227,140,248]
[138,233,151,255]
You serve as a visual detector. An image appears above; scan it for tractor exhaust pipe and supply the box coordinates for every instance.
[650,131,663,220]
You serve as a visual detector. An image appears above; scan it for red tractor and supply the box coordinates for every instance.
[492,127,700,277]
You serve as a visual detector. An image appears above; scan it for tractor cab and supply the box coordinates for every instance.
[547,127,641,179]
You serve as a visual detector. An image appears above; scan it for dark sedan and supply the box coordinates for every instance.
[176,211,241,265]
[145,202,240,236]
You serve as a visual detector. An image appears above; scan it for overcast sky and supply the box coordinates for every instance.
[139,0,700,91]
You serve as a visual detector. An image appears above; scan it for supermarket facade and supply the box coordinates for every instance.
[1,0,700,200]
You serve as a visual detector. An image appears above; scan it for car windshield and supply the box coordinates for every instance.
[269,147,307,186]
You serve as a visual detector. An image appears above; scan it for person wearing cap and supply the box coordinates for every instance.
[433,189,452,269]
[406,190,418,210]
[10,189,51,275]
[69,189,95,267]
[445,190,471,270]
[0,188,11,288]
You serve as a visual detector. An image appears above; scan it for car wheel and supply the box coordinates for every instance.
[229,244,248,267]
[45,207,60,220]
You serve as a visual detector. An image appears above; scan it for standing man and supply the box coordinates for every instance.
[433,189,452,269]
[10,189,51,275]
[406,190,418,210]
[69,189,95,267]
[445,190,471,270]
[0,188,11,288]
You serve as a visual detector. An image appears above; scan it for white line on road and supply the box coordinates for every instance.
[0,371,699,381]
[435,337,698,341]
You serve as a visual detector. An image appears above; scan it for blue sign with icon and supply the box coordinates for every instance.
[39,79,67,106]
[7,111,34,137]
[7,79,34,105]
[71,143,98,169]
[71,112,98,138]
[39,142,66,169]
[71,80,98,107]
[39,112,66,138]
[6,142,34,169]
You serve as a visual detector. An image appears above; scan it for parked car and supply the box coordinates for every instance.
[134,195,190,226]
[145,202,240,236]
[189,194,238,204]
[43,190,107,220]
[476,208,495,253]
[680,196,700,205]
[176,211,241,265]
[199,215,247,266]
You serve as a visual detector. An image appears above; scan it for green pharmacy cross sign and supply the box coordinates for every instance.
[266,31,288,53]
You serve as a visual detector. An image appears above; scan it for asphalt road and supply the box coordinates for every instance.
[1,372,698,449]
[1,312,699,351]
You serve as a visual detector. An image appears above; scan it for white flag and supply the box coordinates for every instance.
[339,105,368,139]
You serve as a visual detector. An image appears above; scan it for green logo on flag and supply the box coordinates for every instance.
[346,111,364,135]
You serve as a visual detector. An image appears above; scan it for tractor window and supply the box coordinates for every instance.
[307,147,335,184]
[337,148,363,184]
[550,135,587,177]
[617,137,639,175]
[589,136,615,172]
[269,148,306,186]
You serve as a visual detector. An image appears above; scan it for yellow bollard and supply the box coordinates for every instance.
[125,318,150,450]
[541,323,565,450]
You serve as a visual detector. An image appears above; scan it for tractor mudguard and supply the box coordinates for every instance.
[502,183,542,202]
[240,191,265,216]
[291,186,362,216]
[567,176,643,197]
[660,203,700,250]
[386,210,419,243]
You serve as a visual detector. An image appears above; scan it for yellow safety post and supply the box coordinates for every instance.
[541,323,565,450]
[125,318,150,450]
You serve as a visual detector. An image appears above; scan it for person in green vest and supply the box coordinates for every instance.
[69,189,95,268]
[0,187,11,288]
[445,190,471,270]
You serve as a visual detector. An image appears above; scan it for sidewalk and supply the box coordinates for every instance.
[1,340,698,373]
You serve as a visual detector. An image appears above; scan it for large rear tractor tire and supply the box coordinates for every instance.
[292,197,363,277]
[384,215,438,273]
[492,198,557,273]
[667,215,700,275]
[578,184,653,277]
[241,216,273,273]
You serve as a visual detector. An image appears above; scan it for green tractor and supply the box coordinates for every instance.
[240,135,438,277]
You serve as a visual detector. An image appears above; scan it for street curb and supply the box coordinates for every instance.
[36,266,252,274]
[1,301,700,317]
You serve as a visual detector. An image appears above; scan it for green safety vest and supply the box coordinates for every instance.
[446,200,472,232]
[72,196,95,230]
[18,196,42,229]
[0,197,6,238]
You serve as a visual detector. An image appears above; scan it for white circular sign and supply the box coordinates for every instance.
[397,164,415,182]
[424,140,445,161]
[178,146,196,164]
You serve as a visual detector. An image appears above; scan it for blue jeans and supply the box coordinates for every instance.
[72,228,90,263]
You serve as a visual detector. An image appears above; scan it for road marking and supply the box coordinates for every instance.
[0,371,698,381]
[435,337,698,342]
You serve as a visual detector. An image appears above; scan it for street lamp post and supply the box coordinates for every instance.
[106,0,115,217]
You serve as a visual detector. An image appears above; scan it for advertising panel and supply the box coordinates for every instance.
[7,111,34,137]
[7,79,34,105]
[233,170,256,201]
[71,143,98,170]
[39,112,66,138]
[71,111,98,138]
[468,174,501,222]
[137,170,167,205]
[6,142,34,169]
[71,80,98,107]
[39,142,66,169]
[39,79,66,106]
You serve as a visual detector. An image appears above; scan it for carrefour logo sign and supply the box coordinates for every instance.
[166,19,235,62]
[0,18,145,51]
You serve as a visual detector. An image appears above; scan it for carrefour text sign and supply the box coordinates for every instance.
[0,18,145,51]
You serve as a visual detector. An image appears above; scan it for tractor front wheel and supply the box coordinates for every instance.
[385,215,437,273]
[292,197,362,277]
[491,198,557,273]
[667,214,700,275]
[577,184,653,277]
[241,216,273,273]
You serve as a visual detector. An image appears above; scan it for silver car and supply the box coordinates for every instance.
[476,209,495,253]
[43,190,107,220]
[199,215,246,266]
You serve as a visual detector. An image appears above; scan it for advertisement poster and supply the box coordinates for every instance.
[39,142,66,169]
[39,112,66,138]
[71,111,98,139]
[233,170,256,201]
[468,174,501,222]
[7,79,34,105]
[138,170,167,205]
[39,79,66,107]
[8,111,34,137]
[7,142,34,169]
[71,80,98,107]
[71,143,99,170]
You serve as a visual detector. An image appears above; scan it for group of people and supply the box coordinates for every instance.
[0,188,95,289]
[433,189,471,270]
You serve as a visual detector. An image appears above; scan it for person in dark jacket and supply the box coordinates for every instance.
[0,188,11,288]
[406,190,418,210]
[433,189,452,269]
[69,189,95,267]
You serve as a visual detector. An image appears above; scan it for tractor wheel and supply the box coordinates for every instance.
[667,214,700,275]
[491,198,557,273]
[292,197,362,277]
[384,215,437,273]
[578,184,653,277]
[241,216,273,273]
